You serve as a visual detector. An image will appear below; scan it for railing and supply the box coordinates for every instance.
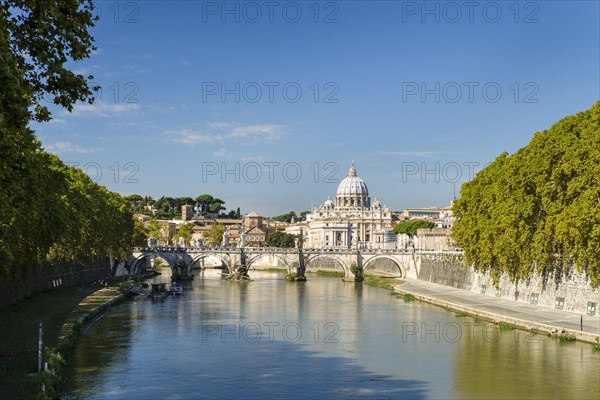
[133,246,443,256]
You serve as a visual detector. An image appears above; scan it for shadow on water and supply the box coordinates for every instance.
[63,336,428,400]
[61,287,429,400]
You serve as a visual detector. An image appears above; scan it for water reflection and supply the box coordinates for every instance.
[62,271,600,399]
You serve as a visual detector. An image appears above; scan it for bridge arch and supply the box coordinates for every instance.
[246,253,293,272]
[129,252,178,275]
[362,255,405,277]
[305,254,349,273]
[190,254,232,270]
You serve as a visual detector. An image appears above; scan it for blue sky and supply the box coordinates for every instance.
[34,1,599,216]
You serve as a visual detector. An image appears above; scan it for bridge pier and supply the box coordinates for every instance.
[225,249,250,280]
[294,250,307,281]
[342,251,364,282]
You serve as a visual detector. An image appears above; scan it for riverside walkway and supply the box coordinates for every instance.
[394,279,600,344]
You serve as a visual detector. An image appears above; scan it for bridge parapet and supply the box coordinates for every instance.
[130,246,461,281]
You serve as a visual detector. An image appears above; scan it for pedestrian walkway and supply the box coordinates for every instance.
[394,279,600,344]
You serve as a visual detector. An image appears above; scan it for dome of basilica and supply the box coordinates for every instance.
[336,161,369,197]
[334,161,371,208]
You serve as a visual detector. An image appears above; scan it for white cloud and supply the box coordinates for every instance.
[164,122,286,146]
[45,141,102,154]
[66,101,141,117]
[212,148,229,158]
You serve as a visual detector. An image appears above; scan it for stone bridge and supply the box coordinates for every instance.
[128,246,461,281]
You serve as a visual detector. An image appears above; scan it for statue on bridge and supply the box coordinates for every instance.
[238,226,246,248]
[222,228,230,247]
[177,236,185,248]
[148,236,156,248]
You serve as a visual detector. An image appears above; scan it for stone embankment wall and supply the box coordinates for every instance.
[417,254,599,315]
[0,258,112,309]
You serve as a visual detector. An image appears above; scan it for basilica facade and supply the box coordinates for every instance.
[300,162,397,249]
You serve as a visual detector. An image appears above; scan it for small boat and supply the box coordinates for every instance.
[170,282,184,296]
[148,283,170,299]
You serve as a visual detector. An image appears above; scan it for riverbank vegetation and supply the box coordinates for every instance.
[315,270,345,278]
[0,2,138,397]
[363,275,399,290]
[1,0,134,291]
[0,284,122,398]
[453,102,600,287]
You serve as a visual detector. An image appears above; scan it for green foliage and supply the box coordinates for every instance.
[453,102,600,287]
[593,343,600,352]
[194,194,225,214]
[286,272,297,281]
[272,211,297,223]
[558,333,576,343]
[0,145,133,285]
[499,322,515,331]
[402,293,415,302]
[145,219,169,245]
[316,270,344,278]
[350,264,359,275]
[364,276,380,286]
[0,2,133,295]
[132,218,148,247]
[203,221,225,245]
[1,0,99,124]
[265,231,296,248]
[392,220,435,236]
[363,275,398,290]
[174,222,194,245]
[125,194,144,203]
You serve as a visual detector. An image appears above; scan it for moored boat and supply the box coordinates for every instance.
[170,282,184,296]
[149,283,170,299]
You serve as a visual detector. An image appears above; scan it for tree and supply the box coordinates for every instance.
[272,211,297,223]
[392,220,435,236]
[266,231,297,248]
[195,194,215,213]
[146,219,167,245]
[174,222,194,245]
[1,0,99,124]
[203,221,225,245]
[209,200,225,214]
[126,194,144,203]
[452,101,600,287]
[0,2,135,301]
[132,218,148,247]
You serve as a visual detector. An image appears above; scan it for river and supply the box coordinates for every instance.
[61,270,600,399]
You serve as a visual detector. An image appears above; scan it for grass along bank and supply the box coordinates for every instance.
[314,270,345,278]
[0,282,124,399]
[363,275,403,290]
